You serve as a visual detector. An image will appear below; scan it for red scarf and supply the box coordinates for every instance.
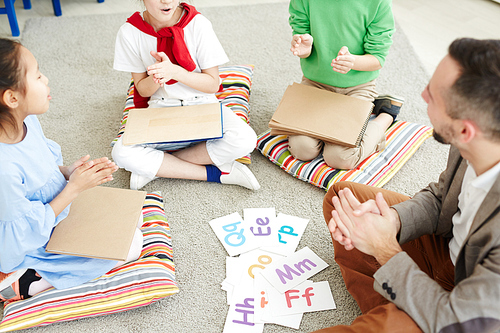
[126,3,200,108]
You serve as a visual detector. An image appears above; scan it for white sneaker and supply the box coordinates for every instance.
[219,161,260,190]
[130,173,158,190]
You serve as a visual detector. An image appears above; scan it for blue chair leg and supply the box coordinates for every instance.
[52,0,61,16]
[3,0,20,37]
[22,0,30,9]
[97,0,104,2]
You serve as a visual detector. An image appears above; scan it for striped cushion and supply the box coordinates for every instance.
[110,65,255,164]
[257,121,433,190]
[0,192,178,332]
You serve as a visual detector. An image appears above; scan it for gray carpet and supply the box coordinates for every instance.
[7,2,448,332]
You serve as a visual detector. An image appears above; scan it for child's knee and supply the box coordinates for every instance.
[111,140,128,168]
[288,135,323,161]
[230,124,258,156]
[323,145,360,170]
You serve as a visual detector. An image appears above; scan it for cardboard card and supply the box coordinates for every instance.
[46,186,146,261]
[269,83,373,148]
[123,103,223,146]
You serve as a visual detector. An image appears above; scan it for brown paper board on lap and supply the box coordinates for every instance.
[269,83,374,148]
[122,103,223,146]
[46,187,147,261]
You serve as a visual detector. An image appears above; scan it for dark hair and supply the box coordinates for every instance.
[0,38,24,135]
[446,38,500,141]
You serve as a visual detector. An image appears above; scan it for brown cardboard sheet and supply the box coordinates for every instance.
[122,102,223,146]
[46,186,147,261]
[269,83,374,148]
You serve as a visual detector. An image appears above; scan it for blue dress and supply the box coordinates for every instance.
[0,115,117,289]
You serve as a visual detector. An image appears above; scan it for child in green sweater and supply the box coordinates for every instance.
[288,0,402,169]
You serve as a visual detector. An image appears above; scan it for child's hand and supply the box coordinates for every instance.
[332,46,355,74]
[68,157,118,192]
[65,155,91,179]
[290,34,313,58]
[147,51,179,86]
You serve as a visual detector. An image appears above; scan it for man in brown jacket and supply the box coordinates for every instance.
[318,38,500,332]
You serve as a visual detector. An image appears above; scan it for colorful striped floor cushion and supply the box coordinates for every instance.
[257,121,433,190]
[110,65,255,164]
[0,192,178,332]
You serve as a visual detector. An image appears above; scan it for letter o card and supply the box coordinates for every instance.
[261,246,329,293]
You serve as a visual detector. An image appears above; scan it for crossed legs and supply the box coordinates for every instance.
[316,181,454,332]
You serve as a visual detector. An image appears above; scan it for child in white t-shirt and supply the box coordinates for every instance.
[113,0,260,190]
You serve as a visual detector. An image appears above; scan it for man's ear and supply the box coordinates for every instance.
[2,89,20,109]
[457,119,477,144]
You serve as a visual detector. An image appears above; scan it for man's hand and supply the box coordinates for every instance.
[329,188,402,265]
[290,34,313,58]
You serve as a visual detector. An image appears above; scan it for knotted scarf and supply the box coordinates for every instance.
[126,3,200,108]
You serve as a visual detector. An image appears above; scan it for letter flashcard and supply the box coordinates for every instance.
[223,291,264,333]
[265,213,309,256]
[253,272,303,329]
[244,208,279,248]
[261,246,329,293]
[209,212,258,256]
[271,280,336,316]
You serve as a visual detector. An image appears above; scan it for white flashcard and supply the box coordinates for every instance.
[227,250,285,305]
[221,280,232,291]
[261,246,329,293]
[271,280,336,316]
[238,249,285,286]
[221,281,234,305]
[225,256,243,285]
[253,273,303,329]
[223,287,264,333]
[263,213,310,256]
[209,212,258,256]
[243,208,279,249]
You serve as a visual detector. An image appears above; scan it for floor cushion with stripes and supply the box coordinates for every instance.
[0,192,177,332]
[257,121,433,190]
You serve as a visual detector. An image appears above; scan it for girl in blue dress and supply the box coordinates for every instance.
[0,39,142,302]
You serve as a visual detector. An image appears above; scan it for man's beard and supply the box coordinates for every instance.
[432,129,450,144]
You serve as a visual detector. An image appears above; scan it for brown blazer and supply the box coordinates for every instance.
[373,146,500,333]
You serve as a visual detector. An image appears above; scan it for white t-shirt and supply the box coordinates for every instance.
[449,161,500,264]
[114,12,229,106]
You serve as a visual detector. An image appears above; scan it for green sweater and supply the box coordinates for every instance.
[289,0,395,88]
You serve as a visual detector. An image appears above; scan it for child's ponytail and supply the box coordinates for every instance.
[0,38,24,135]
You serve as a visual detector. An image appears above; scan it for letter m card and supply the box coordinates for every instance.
[261,246,329,293]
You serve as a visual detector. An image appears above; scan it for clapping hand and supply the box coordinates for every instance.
[290,34,313,58]
[332,46,356,74]
[328,188,402,265]
[147,51,179,86]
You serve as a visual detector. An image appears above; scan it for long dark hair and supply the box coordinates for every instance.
[447,38,500,141]
[0,38,24,135]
